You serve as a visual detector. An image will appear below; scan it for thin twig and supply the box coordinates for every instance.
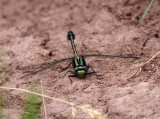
[127,50,160,80]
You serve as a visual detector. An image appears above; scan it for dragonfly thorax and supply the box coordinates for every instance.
[73,56,86,67]
[73,56,88,77]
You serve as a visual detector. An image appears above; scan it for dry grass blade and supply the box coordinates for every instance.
[79,105,106,119]
[0,87,74,106]
[127,50,160,80]
[72,106,77,117]
[156,64,160,75]
[0,86,106,119]
[41,80,48,119]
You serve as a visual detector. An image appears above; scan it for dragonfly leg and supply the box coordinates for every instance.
[63,70,75,77]
[87,65,100,79]
[61,62,72,71]
[62,70,76,83]
[68,75,76,84]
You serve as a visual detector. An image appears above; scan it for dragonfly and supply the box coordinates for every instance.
[19,31,139,83]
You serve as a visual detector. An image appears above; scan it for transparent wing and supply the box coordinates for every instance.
[81,54,140,59]
[18,57,73,70]
[19,54,139,79]
[19,57,73,79]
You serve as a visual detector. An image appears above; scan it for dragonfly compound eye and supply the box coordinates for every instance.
[67,31,75,40]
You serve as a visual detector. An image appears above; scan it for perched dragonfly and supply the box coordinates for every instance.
[19,31,139,83]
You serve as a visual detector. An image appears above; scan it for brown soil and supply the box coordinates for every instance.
[0,0,160,119]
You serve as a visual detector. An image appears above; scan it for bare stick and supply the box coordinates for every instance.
[127,50,160,80]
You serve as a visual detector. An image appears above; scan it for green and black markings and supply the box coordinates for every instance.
[19,31,139,83]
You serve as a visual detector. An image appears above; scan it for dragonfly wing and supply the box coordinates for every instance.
[17,61,54,70]
[81,54,140,59]
[19,57,73,79]
[18,57,73,70]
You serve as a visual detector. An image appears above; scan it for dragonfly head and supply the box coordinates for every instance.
[77,70,86,77]
[74,66,88,77]
[67,31,75,40]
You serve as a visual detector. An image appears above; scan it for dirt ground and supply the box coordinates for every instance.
[0,0,160,119]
